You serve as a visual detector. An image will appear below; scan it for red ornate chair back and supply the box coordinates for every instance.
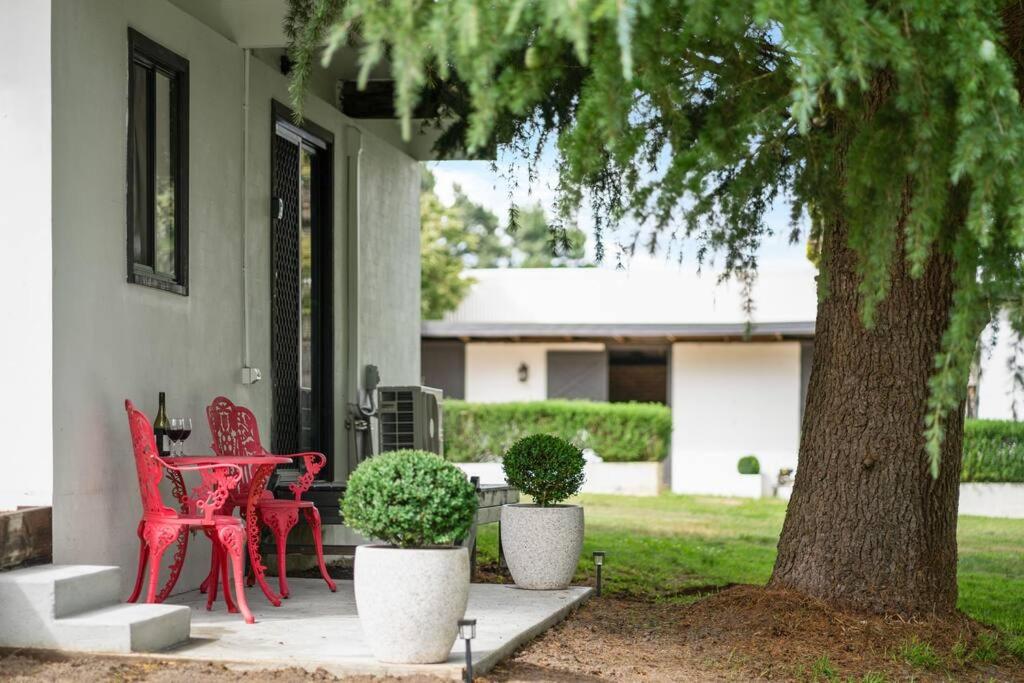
[125,400,175,517]
[206,396,269,493]
[206,395,238,458]
[232,404,269,459]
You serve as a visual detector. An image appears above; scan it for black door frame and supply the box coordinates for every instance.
[270,100,335,481]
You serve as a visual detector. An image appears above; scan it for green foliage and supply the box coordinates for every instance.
[857,673,888,683]
[737,455,760,475]
[340,450,477,548]
[287,0,1024,477]
[443,400,671,463]
[951,637,969,665]
[503,434,585,506]
[511,203,587,267]
[1007,635,1024,661]
[420,167,588,318]
[808,655,839,682]
[969,632,999,663]
[895,637,941,669]
[421,170,476,319]
[962,419,1024,483]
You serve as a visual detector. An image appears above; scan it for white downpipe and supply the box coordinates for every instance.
[241,48,251,368]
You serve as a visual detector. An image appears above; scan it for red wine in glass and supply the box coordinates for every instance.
[167,417,192,456]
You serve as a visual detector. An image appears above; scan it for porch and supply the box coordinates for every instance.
[163,578,592,679]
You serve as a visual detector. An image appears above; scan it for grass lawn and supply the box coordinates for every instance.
[476,493,1024,650]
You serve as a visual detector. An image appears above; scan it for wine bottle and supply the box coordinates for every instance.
[153,392,169,457]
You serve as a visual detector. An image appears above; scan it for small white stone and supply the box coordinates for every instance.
[354,545,470,664]
[501,504,584,590]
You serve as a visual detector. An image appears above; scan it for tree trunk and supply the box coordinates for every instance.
[769,195,966,615]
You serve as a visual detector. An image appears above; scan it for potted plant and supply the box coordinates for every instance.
[342,450,478,664]
[500,434,586,589]
[737,454,762,498]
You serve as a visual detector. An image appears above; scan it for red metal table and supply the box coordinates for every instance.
[164,455,291,609]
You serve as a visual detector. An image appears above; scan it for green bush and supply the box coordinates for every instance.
[443,400,671,463]
[962,419,1024,483]
[503,434,585,506]
[341,450,478,548]
[737,455,760,475]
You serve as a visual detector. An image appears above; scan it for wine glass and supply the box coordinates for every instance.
[168,417,192,456]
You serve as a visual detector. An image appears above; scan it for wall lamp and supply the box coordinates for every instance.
[517,362,529,383]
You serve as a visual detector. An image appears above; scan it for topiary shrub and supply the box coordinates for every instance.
[737,455,760,475]
[341,450,478,548]
[503,434,585,507]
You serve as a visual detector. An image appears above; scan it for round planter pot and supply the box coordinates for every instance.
[500,504,584,590]
[354,545,470,664]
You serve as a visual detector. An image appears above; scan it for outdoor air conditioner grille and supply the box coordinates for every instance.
[380,390,416,450]
[377,386,443,457]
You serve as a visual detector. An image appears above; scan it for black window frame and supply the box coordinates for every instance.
[126,28,189,295]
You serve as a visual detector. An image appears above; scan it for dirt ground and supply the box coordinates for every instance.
[484,586,1024,682]
[2,585,1022,682]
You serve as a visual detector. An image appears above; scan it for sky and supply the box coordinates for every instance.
[427,149,812,276]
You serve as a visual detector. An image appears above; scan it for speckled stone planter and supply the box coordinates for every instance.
[354,545,470,663]
[500,504,584,590]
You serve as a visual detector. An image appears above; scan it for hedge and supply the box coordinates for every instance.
[962,419,1024,483]
[443,400,672,463]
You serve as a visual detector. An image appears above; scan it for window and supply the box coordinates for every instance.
[127,29,188,294]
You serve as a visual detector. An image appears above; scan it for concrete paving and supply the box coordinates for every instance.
[161,579,592,679]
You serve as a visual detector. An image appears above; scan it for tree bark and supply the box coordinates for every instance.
[769,189,966,615]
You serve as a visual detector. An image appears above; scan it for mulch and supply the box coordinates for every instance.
[3,582,1022,681]
[484,584,1024,682]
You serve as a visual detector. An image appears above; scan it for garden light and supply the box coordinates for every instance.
[458,618,477,682]
[593,551,606,596]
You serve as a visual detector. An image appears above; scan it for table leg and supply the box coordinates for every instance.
[246,464,281,607]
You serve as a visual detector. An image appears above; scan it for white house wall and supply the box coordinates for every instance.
[48,0,420,594]
[977,315,1024,420]
[0,1,54,509]
[464,342,606,402]
[670,342,802,496]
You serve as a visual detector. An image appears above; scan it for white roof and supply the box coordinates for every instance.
[440,266,818,326]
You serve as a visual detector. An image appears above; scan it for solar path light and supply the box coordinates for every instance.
[458,617,477,682]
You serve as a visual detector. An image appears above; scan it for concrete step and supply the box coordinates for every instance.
[0,564,192,653]
[58,602,191,653]
[0,563,121,618]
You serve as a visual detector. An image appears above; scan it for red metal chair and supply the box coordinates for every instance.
[203,396,336,598]
[124,400,257,624]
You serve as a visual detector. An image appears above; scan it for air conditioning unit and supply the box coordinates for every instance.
[377,386,443,457]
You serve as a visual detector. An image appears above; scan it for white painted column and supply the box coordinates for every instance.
[670,342,801,497]
[0,0,53,508]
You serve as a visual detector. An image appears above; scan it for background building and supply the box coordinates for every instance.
[423,266,1024,496]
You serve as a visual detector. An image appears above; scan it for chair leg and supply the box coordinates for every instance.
[202,503,235,594]
[218,526,254,624]
[142,522,177,604]
[127,521,148,603]
[303,507,337,592]
[260,507,298,599]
